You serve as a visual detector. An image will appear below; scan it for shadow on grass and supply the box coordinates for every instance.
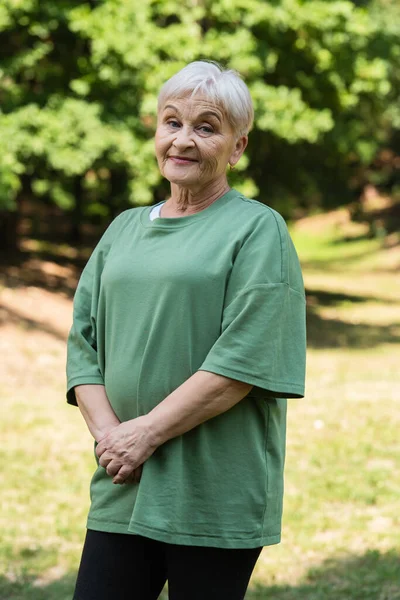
[0,303,68,341]
[0,248,82,299]
[1,550,398,600]
[306,288,398,306]
[248,549,400,600]
[306,309,400,349]
[0,572,76,600]
[305,288,400,349]
[299,239,400,272]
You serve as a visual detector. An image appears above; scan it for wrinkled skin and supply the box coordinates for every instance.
[155,95,247,212]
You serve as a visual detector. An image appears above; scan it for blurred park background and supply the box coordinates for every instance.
[1,0,399,598]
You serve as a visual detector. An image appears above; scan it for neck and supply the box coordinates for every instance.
[165,177,230,216]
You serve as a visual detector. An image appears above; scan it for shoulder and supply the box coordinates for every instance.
[230,193,287,224]
[229,194,303,290]
[91,208,143,255]
[102,207,142,237]
[228,193,290,242]
[110,207,142,227]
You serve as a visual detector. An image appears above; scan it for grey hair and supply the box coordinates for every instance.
[158,61,254,137]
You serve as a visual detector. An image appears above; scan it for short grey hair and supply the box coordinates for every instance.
[158,61,254,137]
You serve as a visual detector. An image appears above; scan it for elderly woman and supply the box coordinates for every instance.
[67,60,306,600]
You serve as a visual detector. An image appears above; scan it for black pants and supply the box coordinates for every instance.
[73,529,262,600]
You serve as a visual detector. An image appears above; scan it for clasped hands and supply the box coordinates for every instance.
[96,416,157,485]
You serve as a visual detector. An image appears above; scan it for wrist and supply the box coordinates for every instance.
[141,413,165,449]
[95,419,120,443]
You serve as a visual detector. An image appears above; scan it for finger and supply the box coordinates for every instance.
[113,465,135,485]
[106,459,124,477]
[98,453,113,469]
[96,442,106,458]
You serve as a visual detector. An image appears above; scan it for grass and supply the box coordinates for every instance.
[1,210,399,599]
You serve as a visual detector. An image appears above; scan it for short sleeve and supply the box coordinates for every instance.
[199,209,306,398]
[66,212,128,406]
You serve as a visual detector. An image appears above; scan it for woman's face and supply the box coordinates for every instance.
[155,95,247,193]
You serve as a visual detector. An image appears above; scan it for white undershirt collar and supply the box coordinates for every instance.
[149,203,165,221]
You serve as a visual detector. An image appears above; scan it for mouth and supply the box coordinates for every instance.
[168,156,198,164]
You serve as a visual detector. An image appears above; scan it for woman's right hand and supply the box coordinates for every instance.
[96,426,145,485]
[96,416,157,485]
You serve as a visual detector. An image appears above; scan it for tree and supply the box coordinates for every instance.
[0,0,399,250]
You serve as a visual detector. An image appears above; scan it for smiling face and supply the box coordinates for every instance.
[155,95,247,193]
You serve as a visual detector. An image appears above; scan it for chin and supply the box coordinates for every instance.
[169,178,197,189]
[164,169,196,187]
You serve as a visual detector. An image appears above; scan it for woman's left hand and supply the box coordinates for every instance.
[96,416,157,485]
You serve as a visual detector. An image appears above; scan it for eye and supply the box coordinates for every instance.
[197,125,214,134]
[167,119,180,129]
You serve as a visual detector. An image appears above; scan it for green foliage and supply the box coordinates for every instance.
[0,0,399,230]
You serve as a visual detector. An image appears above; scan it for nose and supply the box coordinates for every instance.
[172,125,195,150]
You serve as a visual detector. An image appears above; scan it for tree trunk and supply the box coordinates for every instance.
[0,210,19,254]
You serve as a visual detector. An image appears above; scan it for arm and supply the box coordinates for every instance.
[66,213,127,406]
[96,371,252,484]
[75,384,144,483]
[74,384,120,443]
[147,370,252,446]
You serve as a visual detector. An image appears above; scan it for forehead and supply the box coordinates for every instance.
[160,94,226,121]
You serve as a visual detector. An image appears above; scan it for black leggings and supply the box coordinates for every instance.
[73,529,262,600]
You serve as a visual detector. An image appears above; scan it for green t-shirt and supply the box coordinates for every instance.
[66,189,306,549]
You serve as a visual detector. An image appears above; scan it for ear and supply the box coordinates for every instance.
[229,135,248,168]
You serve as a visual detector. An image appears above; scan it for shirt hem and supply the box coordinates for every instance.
[66,376,105,406]
[87,517,134,535]
[198,364,305,398]
[87,517,281,548]
[129,521,281,549]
